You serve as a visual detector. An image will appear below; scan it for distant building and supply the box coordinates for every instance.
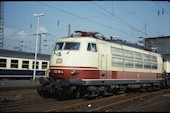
[144,36,170,61]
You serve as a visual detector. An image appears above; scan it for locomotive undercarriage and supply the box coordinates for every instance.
[37,77,81,100]
[37,77,164,100]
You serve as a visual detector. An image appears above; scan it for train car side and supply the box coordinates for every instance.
[99,39,164,84]
[164,61,170,86]
[0,50,50,80]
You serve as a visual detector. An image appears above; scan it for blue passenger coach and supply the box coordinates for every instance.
[0,49,50,80]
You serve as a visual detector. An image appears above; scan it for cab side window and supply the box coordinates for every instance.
[87,43,97,52]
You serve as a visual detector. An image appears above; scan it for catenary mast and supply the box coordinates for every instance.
[0,1,4,49]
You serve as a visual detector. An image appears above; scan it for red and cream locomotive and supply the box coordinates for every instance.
[38,30,168,99]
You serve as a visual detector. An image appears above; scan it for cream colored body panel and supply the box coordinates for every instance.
[51,36,163,74]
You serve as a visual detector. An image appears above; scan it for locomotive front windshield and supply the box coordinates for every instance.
[55,42,64,50]
[54,42,80,51]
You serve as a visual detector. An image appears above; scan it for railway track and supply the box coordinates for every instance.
[0,88,85,112]
[88,89,170,112]
[126,93,170,112]
[47,89,170,112]
[0,88,170,112]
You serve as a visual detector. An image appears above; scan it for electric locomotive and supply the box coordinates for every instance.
[38,30,166,99]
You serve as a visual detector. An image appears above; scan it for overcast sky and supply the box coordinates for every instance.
[4,1,170,54]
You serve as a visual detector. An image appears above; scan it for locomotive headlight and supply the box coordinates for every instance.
[70,70,76,75]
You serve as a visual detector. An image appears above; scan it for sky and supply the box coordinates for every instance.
[3,1,170,55]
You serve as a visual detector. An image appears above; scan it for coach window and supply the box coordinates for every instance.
[134,61,143,68]
[124,50,133,58]
[0,59,6,67]
[124,59,134,68]
[144,62,151,69]
[11,60,18,68]
[32,61,39,69]
[111,47,123,56]
[134,52,142,60]
[151,63,158,69]
[42,62,48,69]
[112,57,123,66]
[22,61,29,69]
[143,54,150,61]
[87,43,97,52]
[151,55,157,62]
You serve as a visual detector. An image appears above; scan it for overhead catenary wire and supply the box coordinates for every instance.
[37,1,140,38]
[91,1,148,37]
[117,3,162,37]
[5,2,168,39]
[153,1,170,15]
[77,2,126,28]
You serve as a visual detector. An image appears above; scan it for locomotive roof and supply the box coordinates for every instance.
[69,30,144,50]
[57,36,161,56]
[0,49,50,61]
[105,39,144,50]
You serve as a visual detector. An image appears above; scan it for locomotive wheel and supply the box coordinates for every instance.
[55,91,71,100]
[116,86,126,94]
[139,87,146,92]
[97,92,105,99]
[72,87,81,99]
[37,86,53,98]
[75,91,81,99]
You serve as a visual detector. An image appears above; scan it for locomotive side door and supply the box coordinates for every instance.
[99,43,107,79]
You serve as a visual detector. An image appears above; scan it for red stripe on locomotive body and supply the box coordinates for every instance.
[50,66,98,69]
[50,66,164,80]
[50,69,99,79]
[115,71,164,79]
